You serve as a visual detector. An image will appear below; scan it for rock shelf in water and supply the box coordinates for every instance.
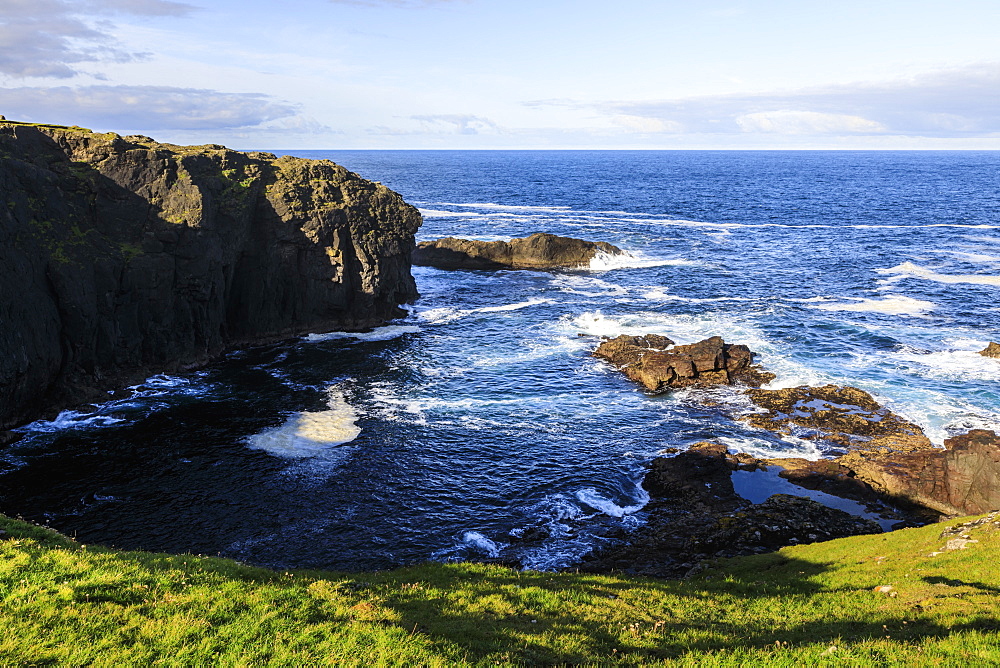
[412,232,625,270]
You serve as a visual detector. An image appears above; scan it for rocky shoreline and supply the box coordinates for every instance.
[413,232,625,270]
[578,332,1000,576]
[0,122,421,430]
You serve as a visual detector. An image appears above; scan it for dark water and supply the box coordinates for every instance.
[3,151,999,570]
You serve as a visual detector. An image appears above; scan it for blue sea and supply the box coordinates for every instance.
[3,151,999,571]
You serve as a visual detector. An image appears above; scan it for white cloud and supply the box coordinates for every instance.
[612,115,683,134]
[735,110,885,134]
[0,0,194,78]
[0,85,298,131]
[535,63,1000,138]
[370,114,501,135]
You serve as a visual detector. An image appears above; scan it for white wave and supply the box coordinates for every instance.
[461,531,501,557]
[415,299,555,325]
[475,298,556,312]
[421,201,573,214]
[926,250,1000,264]
[21,411,125,433]
[876,261,1000,287]
[890,346,1000,382]
[549,275,628,297]
[642,288,748,303]
[574,487,648,517]
[588,251,698,271]
[417,208,477,218]
[246,388,360,458]
[304,325,421,343]
[717,435,824,461]
[810,294,935,316]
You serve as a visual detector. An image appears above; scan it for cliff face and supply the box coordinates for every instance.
[0,122,420,429]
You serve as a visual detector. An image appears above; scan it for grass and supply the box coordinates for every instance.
[1,513,998,665]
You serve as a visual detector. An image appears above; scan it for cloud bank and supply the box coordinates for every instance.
[0,85,298,131]
[0,0,194,78]
[533,64,1000,139]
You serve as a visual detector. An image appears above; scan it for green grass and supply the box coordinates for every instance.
[1,513,998,665]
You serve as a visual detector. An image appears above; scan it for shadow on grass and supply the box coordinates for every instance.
[371,555,1000,663]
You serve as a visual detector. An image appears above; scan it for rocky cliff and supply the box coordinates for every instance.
[0,122,420,429]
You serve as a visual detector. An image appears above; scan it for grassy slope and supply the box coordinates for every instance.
[1,513,998,666]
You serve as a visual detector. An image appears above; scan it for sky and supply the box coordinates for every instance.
[1,0,999,149]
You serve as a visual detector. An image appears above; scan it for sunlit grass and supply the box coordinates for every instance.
[1,512,998,664]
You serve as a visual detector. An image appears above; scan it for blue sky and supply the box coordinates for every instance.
[1,0,999,148]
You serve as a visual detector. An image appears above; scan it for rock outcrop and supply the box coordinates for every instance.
[578,442,881,577]
[837,429,1000,517]
[412,232,624,270]
[594,334,775,392]
[744,387,1000,518]
[0,121,421,429]
[746,384,931,454]
[979,342,1000,359]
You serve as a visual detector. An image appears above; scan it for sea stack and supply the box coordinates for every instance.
[0,121,421,429]
[412,232,626,270]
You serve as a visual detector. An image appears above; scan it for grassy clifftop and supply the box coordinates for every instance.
[1,512,997,665]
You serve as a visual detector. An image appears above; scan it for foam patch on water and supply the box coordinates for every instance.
[246,388,361,458]
[810,294,935,316]
[549,274,628,297]
[716,435,824,461]
[305,325,421,343]
[642,288,749,303]
[876,261,1000,287]
[20,411,126,433]
[890,346,1000,382]
[588,251,698,271]
[575,487,649,517]
[460,531,502,557]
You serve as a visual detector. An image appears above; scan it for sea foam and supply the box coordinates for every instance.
[305,325,421,343]
[810,294,935,316]
[876,261,1000,287]
[247,388,361,458]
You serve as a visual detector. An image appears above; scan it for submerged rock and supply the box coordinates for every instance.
[412,232,625,270]
[0,122,421,429]
[594,334,775,392]
[979,342,1000,358]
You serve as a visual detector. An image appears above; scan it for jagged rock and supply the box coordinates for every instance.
[412,232,625,270]
[979,342,1000,358]
[578,443,880,578]
[746,384,931,453]
[0,122,421,429]
[594,334,775,392]
[840,429,1000,517]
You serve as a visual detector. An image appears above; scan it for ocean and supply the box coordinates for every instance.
[2,150,999,571]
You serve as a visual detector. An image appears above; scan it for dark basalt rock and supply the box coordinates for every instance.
[594,334,775,392]
[578,443,880,578]
[980,342,1000,359]
[412,232,625,270]
[0,122,421,429]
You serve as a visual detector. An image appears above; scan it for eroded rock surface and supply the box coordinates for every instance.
[594,334,775,392]
[412,232,624,270]
[746,384,931,453]
[0,122,420,428]
[839,429,1000,517]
